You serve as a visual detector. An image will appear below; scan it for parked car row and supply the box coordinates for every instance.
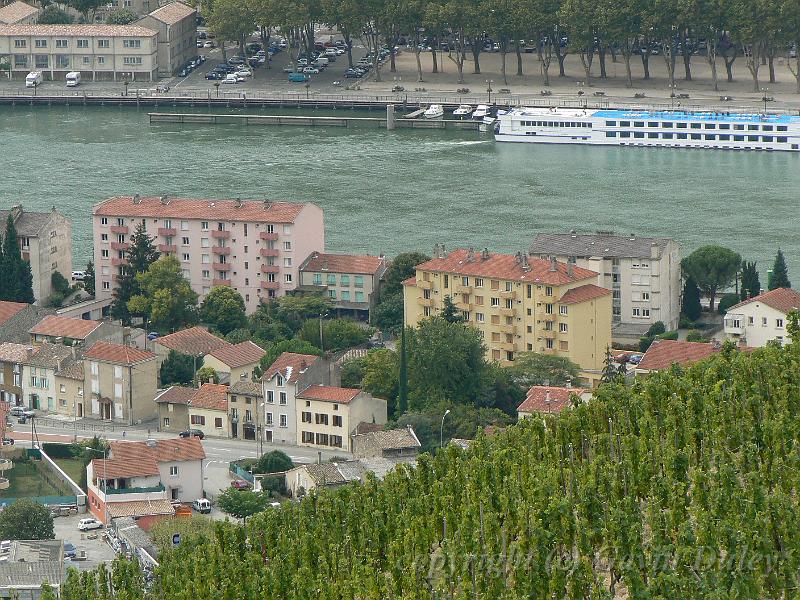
[179,55,206,77]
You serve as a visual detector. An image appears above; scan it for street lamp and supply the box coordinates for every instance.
[123,78,129,97]
[668,83,678,110]
[760,87,769,114]
[86,447,109,526]
[485,79,493,104]
[214,81,220,98]
[440,409,450,449]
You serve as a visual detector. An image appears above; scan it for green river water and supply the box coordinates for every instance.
[1,105,798,278]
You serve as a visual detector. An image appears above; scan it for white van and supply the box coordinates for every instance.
[312,57,329,68]
[192,498,211,514]
[66,71,81,87]
[25,71,42,88]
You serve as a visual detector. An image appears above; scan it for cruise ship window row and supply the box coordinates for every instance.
[520,120,592,128]
[605,120,787,132]
[606,131,789,143]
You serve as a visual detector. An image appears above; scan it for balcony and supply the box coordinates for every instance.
[417,279,432,290]
[105,483,165,495]
[418,297,433,307]
[110,242,129,251]
[212,230,231,239]
[261,264,280,273]
[499,342,516,352]
[455,284,472,294]
[110,225,128,234]
[540,314,556,322]
[158,244,177,253]
[500,290,517,300]
[158,227,176,237]
[212,246,231,255]
[260,248,279,257]
[455,302,472,311]
[500,308,515,317]
[261,281,280,290]
[212,279,231,287]
[260,231,279,241]
[541,330,556,339]
[498,324,516,334]
[212,262,231,271]
[724,314,744,334]
[111,258,128,267]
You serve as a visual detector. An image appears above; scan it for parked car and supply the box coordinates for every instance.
[288,72,309,82]
[1,439,13,446]
[179,429,205,439]
[236,68,253,77]
[228,57,244,66]
[0,541,10,554]
[302,67,319,74]
[71,270,86,281]
[63,541,77,558]
[78,518,103,531]
[203,41,215,48]
[231,480,250,490]
[147,331,159,341]
[205,71,223,80]
[9,406,33,418]
[282,65,296,73]
[628,353,644,365]
[222,74,239,84]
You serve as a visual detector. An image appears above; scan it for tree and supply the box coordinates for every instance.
[105,8,137,23]
[200,287,247,335]
[127,223,160,274]
[681,245,742,312]
[84,261,95,298]
[769,249,791,290]
[361,349,399,416]
[717,293,741,314]
[150,515,217,552]
[371,293,404,336]
[682,276,702,321]
[645,321,666,337]
[196,366,219,384]
[67,0,104,23]
[397,325,408,414]
[37,5,72,23]
[740,261,761,300]
[255,450,293,474]
[0,499,54,540]
[112,223,159,324]
[17,259,34,304]
[341,357,366,387]
[508,352,581,387]
[39,582,58,600]
[382,252,430,297]
[258,339,322,374]
[440,295,464,323]
[1,215,33,303]
[209,0,254,54]
[128,256,198,332]
[160,350,195,386]
[601,346,617,383]
[299,318,373,352]
[216,488,269,521]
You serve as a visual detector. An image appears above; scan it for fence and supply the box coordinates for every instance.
[229,462,255,484]
[0,494,77,507]
[33,416,118,433]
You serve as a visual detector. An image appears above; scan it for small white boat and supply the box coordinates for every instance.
[453,104,473,118]
[423,104,444,119]
[473,104,490,119]
[478,117,497,133]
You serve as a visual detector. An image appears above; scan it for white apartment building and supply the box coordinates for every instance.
[91,196,325,313]
[723,287,800,347]
[530,231,681,337]
[0,24,158,81]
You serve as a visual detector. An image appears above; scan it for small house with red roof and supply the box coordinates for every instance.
[634,339,720,375]
[203,340,265,384]
[517,385,589,419]
[723,287,800,348]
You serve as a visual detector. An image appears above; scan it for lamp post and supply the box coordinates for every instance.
[668,83,678,110]
[761,87,769,114]
[123,78,129,97]
[440,409,450,449]
[305,81,310,100]
[319,311,328,353]
[87,447,109,526]
[485,79,493,104]
[214,81,220,98]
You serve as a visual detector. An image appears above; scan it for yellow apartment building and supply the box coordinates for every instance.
[402,247,612,384]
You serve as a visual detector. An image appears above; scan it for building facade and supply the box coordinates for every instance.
[136,1,195,76]
[0,205,72,304]
[0,24,158,81]
[92,196,325,313]
[21,343,75,412]
[202,341,265,385]
[154,385,193,433]
[186,383,228,438]
[227,380,262,440]
[54,360,84,418]
[529,232,681,336]
[403,246,612,382]
[723,287,800,347]
[0,342,28,406]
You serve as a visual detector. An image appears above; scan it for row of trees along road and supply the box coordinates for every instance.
[206,0,800,91]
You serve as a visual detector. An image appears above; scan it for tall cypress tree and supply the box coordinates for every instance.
[0,231,6,302]
[111,223,159,324]
[682,277,702,321]
[17,260,34,304]
[397,325,408,415]
[740,261,761,300]
[2,215,22,302]
[768,249,791,290]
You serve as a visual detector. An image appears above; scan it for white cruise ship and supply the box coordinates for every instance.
[495,107,800,152]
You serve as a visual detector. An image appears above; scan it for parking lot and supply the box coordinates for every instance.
[53,514,118,572]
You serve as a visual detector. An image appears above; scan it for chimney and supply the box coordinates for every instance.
[235,198,243,208]
[481,248,490,260]
[263,200,272,210]
[433,243,440,258]
[10,205,23,221]
[549,257,557,272]
[322,260,329,271]
[159,195,170,205]
[521,255,531,272]
[629,233,636,241]
[545,390,552,413]
[650,242,659,260]
[515,252,522,264]
[570,229,577,238]
[567,263,574,278]
[26,347,34,359]
[71,345,76,359]
[132,194,141,205]
[466,247,475,262]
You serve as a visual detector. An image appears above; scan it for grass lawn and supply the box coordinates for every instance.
[54,458,86,490]
[0,461,63,498]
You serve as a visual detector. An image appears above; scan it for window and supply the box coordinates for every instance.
[215,417,223,428]
[163,417,170,427]
[476,312,484,323]
[315,433,329,446]
[279,392,287,405]
[545,338,554,349]
[123,57,143,65]
[355,291,364,303]
[14,39,25,48]
[35,39,47,48]
[276,375,284,387]
[777,318,784,328]
[201,221,209,230]
[202,270,210,279]
[333,415,343,427]
[328,289,337,299]
[182,253,190,262]
[354,275,363,288]
[647,121,658,128]
[634,121,644,127]
[284,274,293,283]
[327,274,336,286]
[642,308,650,317]
[545,303,553,314]
[633,308,641,317]
[55,39,68,48]
[35,55,48,68]
[266,412,273,425]
[169,466,178,476]
[315,413,329,425]
[279,414,287,427]
[182,237,189,245]
[98,39,110,48]
[313,274,322,285]
[545,286,553,297]
[559,322,568,333]
[123,39,141,48]
[491,297,500,307]
[283,241,292,251]
[284,257,292,267]
[475,278,484,288]
[634,132,645,139]
[762,317,768,326]
[340,275,350,286]
[330,435,343,448]
[559,305,568,315]
[302,411,311,423]
[606,131,618,138]
[341,290,350,301]
[190,415,205,425]
[690,123,701,129]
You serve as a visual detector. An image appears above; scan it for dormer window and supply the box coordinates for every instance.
[276,374,284,387]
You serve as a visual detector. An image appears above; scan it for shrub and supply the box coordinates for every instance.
[686,330,707,342]
[717,293,741,314]
[658,330,679,341]
[639,336,654,352]
[645,321,666,337]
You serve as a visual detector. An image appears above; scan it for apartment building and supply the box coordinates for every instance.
[298,252,387,319]
[83,341,157,424]
[21,342,75,412]
[154,385,193,434]
[0,342,28,406]
[227,380,262,440]
[54,360,84,418]
[403,246,612,382]
[202,341,265,384]
[136,1,195,76]
[92,196,325,313]
[0,1,39,25]
[186,383,229,438]
[0,24,158,81]
[296,384,387,452]
[529,232,681,337]
[0,205,72,303]
[723,287,800,347]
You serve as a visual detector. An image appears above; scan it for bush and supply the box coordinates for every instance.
[46,291,65,308]
[639,336,654,352]
[646,321,666,337]
[51,271,71,295]
[686,330,707,342]
[42,443,78,459]
[259,474,286,496]
[717,293,741,314]
[254,450,292,474]
[658,330,679,341]
[105,8,137,24]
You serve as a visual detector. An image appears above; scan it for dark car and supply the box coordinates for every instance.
[179,429,205,439]
[231,480,250,490]
[228,57,245,66]
[205,72,223,80]
[63,542,77,559]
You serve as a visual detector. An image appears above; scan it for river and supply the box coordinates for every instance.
[1,105,798,280]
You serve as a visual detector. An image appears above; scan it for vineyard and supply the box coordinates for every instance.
[60,338,800,599]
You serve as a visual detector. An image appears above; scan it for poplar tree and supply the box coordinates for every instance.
[681,277,702,321]
[769,249,791,290]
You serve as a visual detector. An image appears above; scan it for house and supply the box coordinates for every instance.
[92,196,325,313]
[28,314,105,346]
[351,426,421,460]
[227,380,262,440]
[296,384,387,452]
[87,437,205,524]
[529,232,681,338]
[21,342,76,412]
[0,1,39,25]
[186,383,229,438]
[0,540,65,599]
[298,252,388,319]
[154,385,194,434]
[0,342,28,406]
[202,341,265,384]
[0,301,28,328]
[0,25,159,82]
[0,304,55,344]
[261,352,333,445]
[54,359,84,418]
[136,2,195,76]
[517,385,588,419]
[403,246,612,384]
[723,288,800,348]
[83,341,157,424]
[0,205,72,303]
[634,339,721,375]
[284,462,363,497]
[152,325,231,370]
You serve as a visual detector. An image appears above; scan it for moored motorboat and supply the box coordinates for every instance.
[453,104,473,118]
[424,104,444,119]
[472,104,489,120]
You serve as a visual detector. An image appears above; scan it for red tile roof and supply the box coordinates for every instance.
[517,386,576,414]
[0,301,28,327]
[0,1,38,24]
[207,341,265,368]
[0,342,31,364]
[302,252,385,275]
[729,287,800,315]
[414,249,597,285]
[0,23,157,35]
[154,326,230,356]
[84,341,155,365]
[29,315,102,340]
[401,276,416,287]
[297,384,360,404]
[92,457,159,480]
[264,352,320,384]
[95,437,207,479]
[93,196,312,224]
[154,386,195,405]
[636,339,719,372]
[189,383,228,411]
[106,499,175,519]
[559,284,611,304]
[146,1,195,24]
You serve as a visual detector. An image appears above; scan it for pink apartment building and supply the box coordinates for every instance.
[92,196,324,313]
